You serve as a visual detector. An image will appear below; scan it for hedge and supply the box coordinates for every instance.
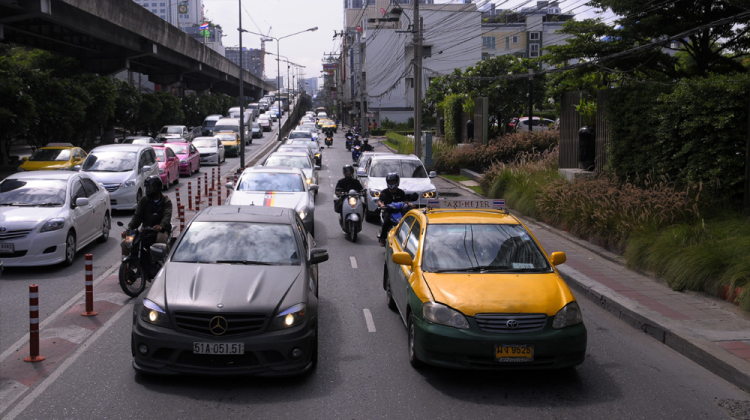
[443,94,463,145]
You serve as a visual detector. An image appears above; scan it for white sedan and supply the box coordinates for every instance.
[193,137,225,165]
[0,172,112,267]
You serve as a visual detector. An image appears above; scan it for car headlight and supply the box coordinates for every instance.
[298,207,308,220]
[306,178,312,185]
[369,190,381,198]
[422,301,469,329]
[180,159,187,163]
[268,303,306,331]
[140,299,171,328]
[422,190,436,198]
[121,179,136,188]
[40,218,66,233]
[552,302,583,329]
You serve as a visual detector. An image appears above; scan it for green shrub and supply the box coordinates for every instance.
[442,94,463,145]
[370,129,386,136]
[434,130,558,173]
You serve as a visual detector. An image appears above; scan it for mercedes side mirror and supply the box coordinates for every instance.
[225,183,234,190]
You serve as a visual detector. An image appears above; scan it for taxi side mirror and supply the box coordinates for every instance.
[22,157,28,162]
[392,252,413,266]
[550,252,566,266]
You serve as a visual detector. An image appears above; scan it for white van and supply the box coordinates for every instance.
[214,118,251,145]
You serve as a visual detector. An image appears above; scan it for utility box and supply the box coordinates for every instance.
[474,97,489,145]
[422,131,434,170]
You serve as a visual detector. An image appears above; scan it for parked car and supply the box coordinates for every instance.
[18,144,87,172]
[201,114,223,136]
[80,144,159,211]
[152,145,179,190]
[165,142,201,176]
[226,167,318,236]
[358,154,437,222]
[258,115,272,132]
[157,125,194,143]
[515,117,555,132]
[0,172,112,267]
[130,205,328,376]
[193,137,226,166]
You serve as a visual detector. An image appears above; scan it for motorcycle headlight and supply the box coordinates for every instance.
[140,299,171,328]
[121,179,136,188]
[370,190,381,198]
[422,190,436,198]
[268,303,306,331]
[422,301,470,329]
[348,197,357,207]
[552,302,583,329]
[40,218,66,233]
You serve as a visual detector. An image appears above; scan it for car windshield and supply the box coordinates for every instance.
[289,131,311,139]
[161,127,183,134]
[264,156,311,169]
[253,123,260,129]
[203,120,217,128]
[0,179,67,206]
[289,140,316,149]
[237,173,304,192]
[214,125,238,133]
[82,151,136,172]
[217,135,236,142]
[172,222,300,265]
[370,160,427,178]
[29,149,71,162]
[422,224,552,273]
[193,139,216,148]
[167,144,189,155]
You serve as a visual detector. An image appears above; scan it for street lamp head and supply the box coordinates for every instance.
[308,27,318,32]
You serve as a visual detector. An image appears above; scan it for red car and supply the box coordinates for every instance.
[153,145,179,189]
[165,142,200,176]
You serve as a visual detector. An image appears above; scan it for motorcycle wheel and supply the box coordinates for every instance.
[348,220,357,242]
[119,260,147,297]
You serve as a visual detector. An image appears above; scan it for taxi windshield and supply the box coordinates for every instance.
[237,173,304,192]
[29,149,71,162]
[192,139,216,148]
[166,144,189,155]
[422,224,552,273]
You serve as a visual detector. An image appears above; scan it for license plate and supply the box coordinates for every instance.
[0,243,14,254]
[495,344,533,362]
[193,342,244,355]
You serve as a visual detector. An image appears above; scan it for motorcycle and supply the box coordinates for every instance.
[336,188,364,242]
[345,134,353,151]
[379,193,420,226]
[325,133,333,148]
[116,217,173,297]
[351,144,362,163]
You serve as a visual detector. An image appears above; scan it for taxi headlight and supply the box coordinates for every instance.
[140,299,171,328]
[422,190,436,198]
[40,218,66,233]
[552,302,583,329]
[370,190,381,198]
[423,301,469,329]
[268,303,306,331]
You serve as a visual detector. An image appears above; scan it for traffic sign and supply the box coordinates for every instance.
[178,4,188,14]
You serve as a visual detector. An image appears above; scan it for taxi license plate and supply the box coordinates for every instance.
[495,344,533,362]
[193,343,244,355]
[0,243,14,254]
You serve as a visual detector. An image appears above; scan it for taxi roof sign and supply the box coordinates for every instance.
[427,198,505,210]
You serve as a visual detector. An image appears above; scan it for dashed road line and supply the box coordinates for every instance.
[363,309,376,333]
[350,256,358,269]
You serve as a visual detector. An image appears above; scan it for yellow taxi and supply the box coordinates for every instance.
[215,131,241,157]
[322,119,337,133]
[384,199,586,370]
[18,143,87,172]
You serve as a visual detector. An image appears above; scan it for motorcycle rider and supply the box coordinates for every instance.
[125,175,172,269]
[377,173,408,247]
[361,138,374,152]
[334,165,364,220]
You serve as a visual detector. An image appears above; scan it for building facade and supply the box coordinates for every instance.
[182,25,225,56]
[225,47,264,80]
[132,0,203,28]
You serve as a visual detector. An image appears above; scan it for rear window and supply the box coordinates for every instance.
[237,172,305,192]
[29,149,71,162]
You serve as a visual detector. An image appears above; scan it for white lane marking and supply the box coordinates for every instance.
[330,183,334,188]
[363,309,376,333]
[39,325,92,345]
[2,303,131,419]
[0,381,28,411]
[0,263,119,363]
[350,256,358,269]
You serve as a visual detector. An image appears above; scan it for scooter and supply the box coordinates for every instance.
[351,144,362,163]
[345,135,353,151]
[116,217,173,297]
[325,133,333,148]
[336,189,364,242]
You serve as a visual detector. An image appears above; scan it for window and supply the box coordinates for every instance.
[670,41,679,49]
[160,15,165,19]
[505,36,510,50]
[482,53,490,61]
[529,32,540,41]
[160,9,165,13]
[151,2,156,6]
[404,221,421,258]
[530,44,540,58]
[159,2,165,5]
[397,216,415,249]
[482,36,496,50]
[151,9,157,13]
[81,178,100,196]
[70,180,86,203]
[512,35,519,43]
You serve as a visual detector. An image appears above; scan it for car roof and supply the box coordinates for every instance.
[6,171,81,181]
[423,209,521,225]
[269,152,309,158]
[193,205,291,224]
[193,136,218,141]
[204,115,223,120]
[216,118,240,123]
[163,125,186,128]
[90,144,152,152]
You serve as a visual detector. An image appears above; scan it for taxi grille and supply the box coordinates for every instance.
[173,312,267,337]
[474,313,547,334]
[0,229,33,240]
[104,184,119,193]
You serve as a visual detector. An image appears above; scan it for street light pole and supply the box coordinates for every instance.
[237,0,246,169]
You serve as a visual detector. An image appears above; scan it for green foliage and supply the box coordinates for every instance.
[462,96,475,117]
[151,92,185,135]
[26,76,88,147]
[136,94,163,136]
[113,79,141,137]
[74,74,117,149]
[0,65,36,161]
[370,129,386,136]
[574,98,597,127]
[442,94,463,145]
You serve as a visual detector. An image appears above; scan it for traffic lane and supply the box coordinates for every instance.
[0,117,285,356]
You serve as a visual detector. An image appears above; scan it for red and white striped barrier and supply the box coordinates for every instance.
[188,182,193,211]
[209,188,213,207]
[212,167,216,191]
[24,285,45,363]
[81,254,97,317]
[178,205,185,231]
[203,172,208,196]
[217,185,222,205]
[175,187,181,209]
[195,194,200,212]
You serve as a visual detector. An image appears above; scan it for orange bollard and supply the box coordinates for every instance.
[179,205,185,232]
[175,187,181,209]
[195,194,200,211]
[204,172,208,196]
[188,182,193,211]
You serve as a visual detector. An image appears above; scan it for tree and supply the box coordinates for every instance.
[136,94,163,136]
[26,76,88,147]
[74,74,117,149]
[113,79,141,138]
[0,67,36,164]
[152,91,185,134]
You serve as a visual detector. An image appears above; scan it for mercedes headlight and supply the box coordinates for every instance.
[40,218,66,233]
[422,301,469,329]
[298,207,308,220]
[121,179,136,188]
[369,190,381,198]
[422,190,436,198]
[268,303,306,331]
[140,299,171,328]
[552,302,583,329]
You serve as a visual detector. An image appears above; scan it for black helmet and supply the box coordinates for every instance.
[363,138,369,144]
[343,165,354,178]
[144,175,163,199]
[386,173,400,190]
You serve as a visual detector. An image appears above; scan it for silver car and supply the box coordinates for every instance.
[157,125,193,142]
[262,152,319,196]
[226,167,318,236]
[357,154,438,222]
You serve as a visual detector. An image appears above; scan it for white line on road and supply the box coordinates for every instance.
[350,256,358,269]
[363,309,376,333]
[2,303,132,419]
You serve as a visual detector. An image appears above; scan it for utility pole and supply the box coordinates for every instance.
[238,0,246,170]
[358,30,366,135]
[745,100,750,213]
[528,69,534,133]
[413,3,422,158]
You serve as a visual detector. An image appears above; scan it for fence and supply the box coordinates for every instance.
[559,89,611,173]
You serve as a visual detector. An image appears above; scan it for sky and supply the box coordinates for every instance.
[203,0,612,89]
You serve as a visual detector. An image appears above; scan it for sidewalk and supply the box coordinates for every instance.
[434,175,750,393]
